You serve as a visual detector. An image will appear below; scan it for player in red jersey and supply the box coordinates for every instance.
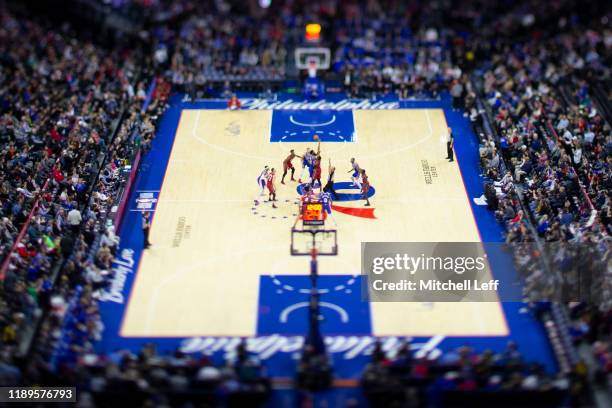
[267,168,277,208]
[228,94,241,110]
[311,155,322,189]
[300,185,316,204]
[281,149,301,184]
[360,169,371,206]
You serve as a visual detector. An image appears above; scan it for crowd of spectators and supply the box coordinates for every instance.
[168,13,289,86]
[24,77,171,385]
[568,303,612,390]
[96,0,194,23]
[155,1,469,98]
[0,0,175,388]
[362,340,585,407]
[78,341,269,407]
[479,37,609,243]
[38,340,269,407]
[0,0,610,403]
[0,3,143,376]
[332,9,461,99]
[464,1,610,390]
[145,1,299,96]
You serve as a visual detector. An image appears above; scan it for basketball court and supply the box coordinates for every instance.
[120,108,508,338]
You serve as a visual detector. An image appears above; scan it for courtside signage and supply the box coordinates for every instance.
[99,248,135,304]
[241,98,399,110]
[181,334,445,360]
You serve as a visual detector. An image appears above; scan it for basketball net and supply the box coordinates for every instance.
[307,60,318,79]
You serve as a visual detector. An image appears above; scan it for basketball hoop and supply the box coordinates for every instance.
[307,59,318,79]
[295,48,331,71]
[291,190,337,256]
[291,228,337,256]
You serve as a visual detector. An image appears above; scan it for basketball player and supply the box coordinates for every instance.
[267,168,277,208]
[323,158,337,198]
[348,158,362,189]
[320,190,337,226]
[228,94,241,110]
[311,155,322,189]
[298,142,321,183]
[301,185,316,203]
[308,142,321,180]
[281,149,301,184]
[254,166,269,205]
[361,169,371,206]
[298,147,311,184]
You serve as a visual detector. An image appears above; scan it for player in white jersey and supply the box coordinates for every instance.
[254,166,269,205]
[298,147,311,183]
[298,142,321,183]
[348,158,362,189]
[320,190,337,226]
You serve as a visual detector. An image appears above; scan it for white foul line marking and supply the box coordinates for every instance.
[289,114,336,127]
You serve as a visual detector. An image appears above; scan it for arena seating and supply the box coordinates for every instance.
[0,4,139,367]
[0,0,609,405]
[361,340,573,407]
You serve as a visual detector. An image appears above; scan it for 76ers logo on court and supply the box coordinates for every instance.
[297,182,376,219]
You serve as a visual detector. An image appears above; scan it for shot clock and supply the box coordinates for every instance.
[302,201,326,226]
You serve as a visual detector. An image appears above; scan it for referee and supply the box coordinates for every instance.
[446,127,455,162]
[142,211,151,249]
[323,158,337,199]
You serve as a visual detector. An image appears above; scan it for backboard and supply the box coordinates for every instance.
[295,47,331,70]
[291,228,338,256]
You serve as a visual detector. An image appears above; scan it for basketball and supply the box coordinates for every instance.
[313,135,320,141]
